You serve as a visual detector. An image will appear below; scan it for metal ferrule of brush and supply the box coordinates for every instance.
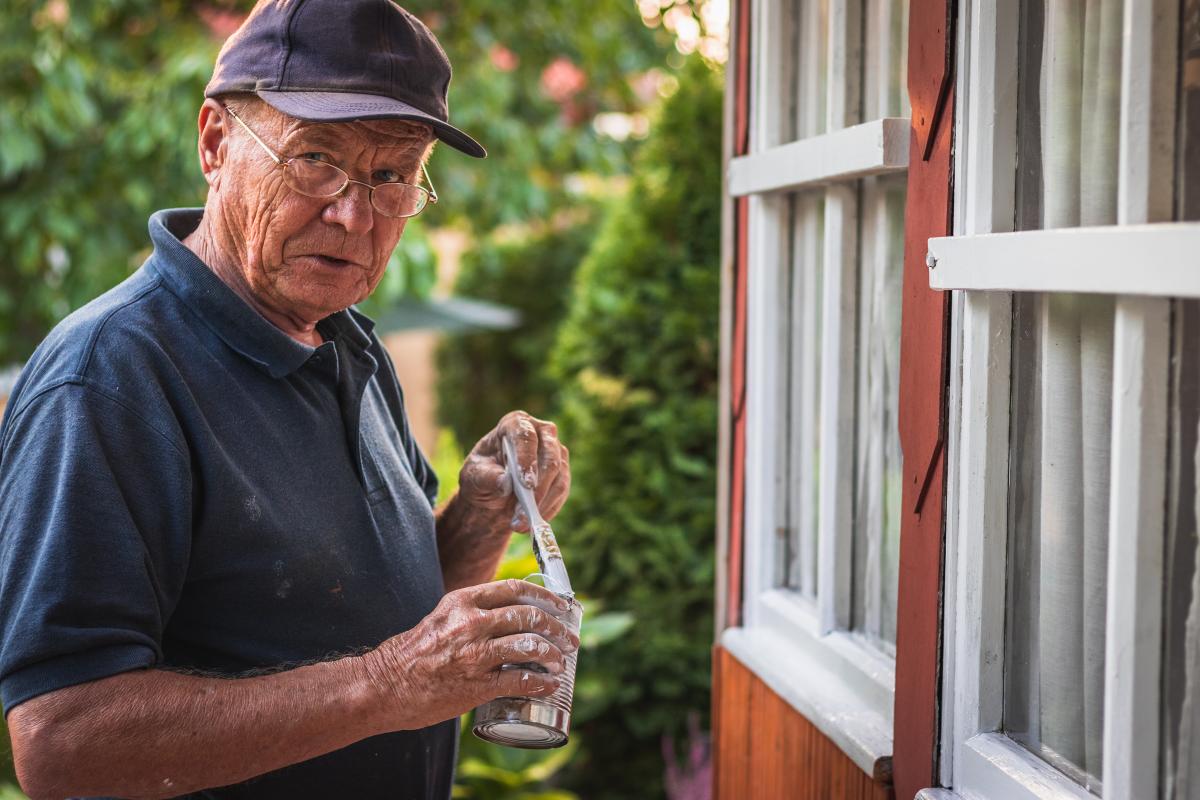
[472,435,581,749]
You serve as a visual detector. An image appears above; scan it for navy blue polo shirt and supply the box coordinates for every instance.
[0,209,457,798]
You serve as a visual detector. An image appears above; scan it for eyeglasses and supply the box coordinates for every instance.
[224,105,438,219]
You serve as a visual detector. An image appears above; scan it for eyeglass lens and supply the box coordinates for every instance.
[282,158,429,218]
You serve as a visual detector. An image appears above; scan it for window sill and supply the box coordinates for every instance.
[719,618,893,782]
[916,734,1101,800]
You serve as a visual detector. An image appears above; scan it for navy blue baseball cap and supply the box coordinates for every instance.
[205,0,486,158]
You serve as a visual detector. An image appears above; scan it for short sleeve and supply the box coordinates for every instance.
[0,381,192,712]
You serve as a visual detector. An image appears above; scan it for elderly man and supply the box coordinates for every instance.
[0,2,577,798]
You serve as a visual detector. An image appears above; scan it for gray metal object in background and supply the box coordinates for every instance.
[372,296,521,334]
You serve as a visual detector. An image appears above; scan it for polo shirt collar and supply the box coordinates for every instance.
[145,208,376,379]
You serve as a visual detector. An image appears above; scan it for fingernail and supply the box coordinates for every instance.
[548,661,564,674]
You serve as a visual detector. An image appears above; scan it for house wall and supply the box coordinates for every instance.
[713,0,954,796]
[713,646,893,800]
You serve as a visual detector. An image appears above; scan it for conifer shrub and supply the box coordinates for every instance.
[436,211,598,447]
[548,58,722,799]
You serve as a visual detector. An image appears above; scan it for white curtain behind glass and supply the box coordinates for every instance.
[1004,0,1122,788]
[849,0,908,648]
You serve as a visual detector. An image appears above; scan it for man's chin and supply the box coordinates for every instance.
[273,280,369,323]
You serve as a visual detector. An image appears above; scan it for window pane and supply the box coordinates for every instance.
[777,192,825,598]
[1179,0,1200,220]
[850,175,905,647]
[1015,0,1123,232]
[1004,293,1114,792]
[1002,0,1124,790]
[1161,7,1200,794]
[1161,299,1200,799]
[791,0,830,140]
[863,0,910,120]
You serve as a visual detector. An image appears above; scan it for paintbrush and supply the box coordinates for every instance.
[502,435,574,598]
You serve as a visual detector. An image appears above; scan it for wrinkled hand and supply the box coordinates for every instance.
[458,410,571,533]
[362,579,580,731]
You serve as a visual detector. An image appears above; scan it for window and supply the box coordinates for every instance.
[719,0,910,778]
[930,0,1200,797]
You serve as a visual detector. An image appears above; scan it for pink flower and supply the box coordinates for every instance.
[489,44,519,72]
[663,713,713,800]
[540,57,588,103]
[197,6,247,40]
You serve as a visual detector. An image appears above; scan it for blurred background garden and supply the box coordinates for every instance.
[0,1,725,797]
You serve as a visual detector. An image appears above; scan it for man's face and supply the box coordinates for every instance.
[214,102,433,324]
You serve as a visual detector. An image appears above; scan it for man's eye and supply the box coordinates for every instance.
[373,169,402,183]
[301,153,333,164]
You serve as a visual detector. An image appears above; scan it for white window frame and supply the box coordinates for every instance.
[929,0,1187,798]
[719,0,910,780]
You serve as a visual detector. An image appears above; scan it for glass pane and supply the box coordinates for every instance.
[850,175,905,647]
[791,0,830,140]
[863,0,911,120]
[778,192,825,598]
[1179,0,1200,220]
[1161,7,1200,794]
[1161,298,1200,799]
[1004,293,1114,793]
[1015,0,1123,232]
[1002,0,1124,791]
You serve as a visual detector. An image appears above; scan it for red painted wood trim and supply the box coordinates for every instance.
[893,0,955,796]
[726,0,752,630]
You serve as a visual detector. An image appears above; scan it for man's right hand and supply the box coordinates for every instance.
[360,579,579,731]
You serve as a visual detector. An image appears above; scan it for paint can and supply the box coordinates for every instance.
[472,596,583,749]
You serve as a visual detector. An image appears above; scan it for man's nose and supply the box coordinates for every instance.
[322,179,376,234]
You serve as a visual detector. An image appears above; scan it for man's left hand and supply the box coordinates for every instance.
[458,411,571,533]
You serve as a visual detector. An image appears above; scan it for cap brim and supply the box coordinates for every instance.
[257,90,486,158]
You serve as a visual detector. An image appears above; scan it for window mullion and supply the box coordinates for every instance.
[1101,295,1170,797]
[951,292,1013,769]
[949,0,1020,793]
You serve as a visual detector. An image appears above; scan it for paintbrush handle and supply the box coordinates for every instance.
[502,435,574,597]
[501,436,548,530]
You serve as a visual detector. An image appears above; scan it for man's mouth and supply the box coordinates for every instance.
[313,255,354,268]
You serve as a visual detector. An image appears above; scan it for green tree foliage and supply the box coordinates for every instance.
[398,1,676,234]
[0,0,437,365]
[436,209,599,447]
[547,58,722,800]
[0,0,696,366]
[0,1,212,364]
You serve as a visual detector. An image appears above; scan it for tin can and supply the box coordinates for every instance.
[472,597,583,749]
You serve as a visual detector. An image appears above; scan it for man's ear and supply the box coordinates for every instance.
[196,98,231,189]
